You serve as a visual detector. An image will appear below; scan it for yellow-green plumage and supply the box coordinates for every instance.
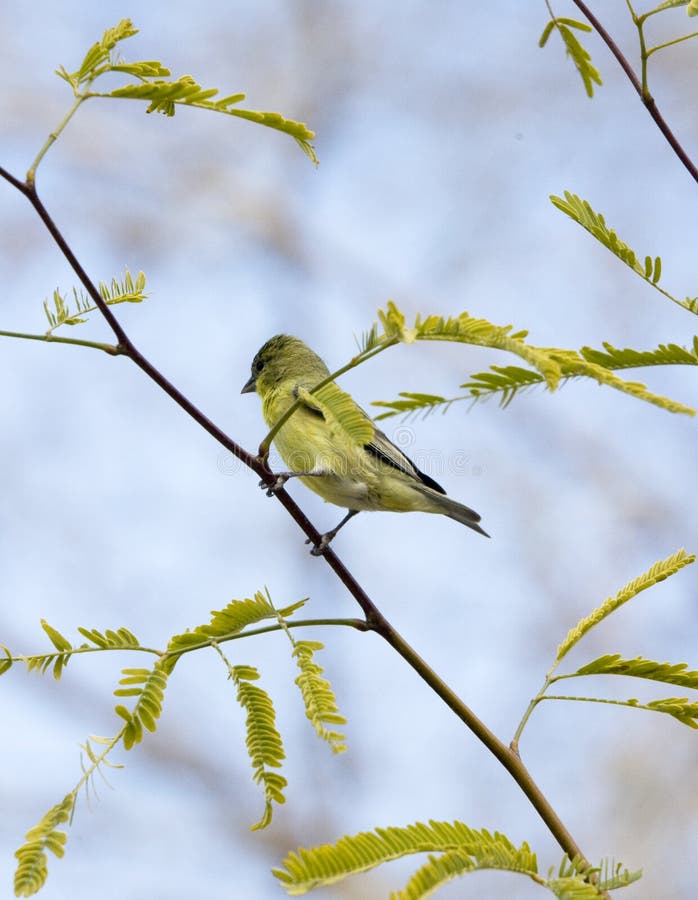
[242,335,488,544]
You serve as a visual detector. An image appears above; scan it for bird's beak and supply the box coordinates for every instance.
[241,374,257,394]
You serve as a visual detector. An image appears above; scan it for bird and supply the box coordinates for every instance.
[242,334,489,553]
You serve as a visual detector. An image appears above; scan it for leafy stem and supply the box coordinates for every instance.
[0,329,122,355]
[27,95,87,185]
[162,616,370,664]
[511,670,557,755]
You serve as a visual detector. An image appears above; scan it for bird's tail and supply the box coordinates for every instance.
[416,486,490,538]
[444,501,490,537]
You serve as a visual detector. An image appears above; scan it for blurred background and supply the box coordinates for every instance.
[1,2,696,898]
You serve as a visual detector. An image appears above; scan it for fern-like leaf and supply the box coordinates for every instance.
[99,77,317,162]
[231,665,287,830]
[548,854,641,898]
[56,20,316,162]
[546,876,607,898]
[292,640,347,754]
[393,837,538,900]
[373,301,562,388]
[20,623,143,681]
[113,661,169,749]
[357,322,382,354]
[462,365,546,408]
[56,19,140,88]
[633,696,698,728]
[14,793,75,897]
[76,626,140,649]
[550,348,695,415]
[539,18,602,98]
[166,591,294,655]
[557,549,695,661]
[580,341,698,370]
[573,654,698,689]
[22,620,75,680]
[551,192,698,315]
[274,820,536,895]
[372,392,451,421]
[43,268,148,334]
[372,337,696,419]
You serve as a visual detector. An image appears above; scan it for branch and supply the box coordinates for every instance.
[571,0,698,185]
[0,166,605,893]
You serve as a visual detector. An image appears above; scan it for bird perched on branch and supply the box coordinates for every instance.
[242,334,488,553]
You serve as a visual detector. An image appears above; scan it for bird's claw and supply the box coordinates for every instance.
[259,474,289,496]
[306,533,334,556]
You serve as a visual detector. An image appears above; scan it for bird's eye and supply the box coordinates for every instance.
[254,359,265,374]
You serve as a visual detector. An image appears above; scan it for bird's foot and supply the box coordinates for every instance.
[305,532,335,556]
[259,473,291,497]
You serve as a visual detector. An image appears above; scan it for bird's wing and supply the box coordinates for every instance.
[365,426,446,495]
[294,384,445,494]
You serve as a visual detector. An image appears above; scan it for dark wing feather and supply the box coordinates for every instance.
[365,426,446,495]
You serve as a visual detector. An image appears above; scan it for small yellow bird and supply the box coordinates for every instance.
[242,335,489,552]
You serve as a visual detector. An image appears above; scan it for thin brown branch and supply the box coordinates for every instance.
[571,0,698,185]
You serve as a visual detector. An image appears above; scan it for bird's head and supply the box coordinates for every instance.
[241,334,330,397]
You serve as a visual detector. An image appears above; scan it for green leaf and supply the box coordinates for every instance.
[539,19,602,97]
[167,591,280,655]
[0,644,12,675]
[59,19,139,88]
[41,620,72,653]
[651,1,692,12]
[292,640,347,754]
[580,341,698,370]
[98,77,317,162]
[274,821,536,895]
[76,626,140,649]
[393,838,539,899]
[641,696,698,728]
[232,665,287,830]
[14,794,75,897]
[113,663,169,749]
[43,268,148,334]
[546,875,607,898]
[462,365,546,408]
[540,17,592,47]
[550,348,695,415]
[372,337,696,420]
[372,391,449,421]
[551,192,698,316]
[57,21,317,162]
[374,302,562,390]
[573,654,698,689]
[596,858,642,891]
[557,549,695,662]
[550,855,641,897]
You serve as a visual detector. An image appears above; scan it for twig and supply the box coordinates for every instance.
[571,0,698,185]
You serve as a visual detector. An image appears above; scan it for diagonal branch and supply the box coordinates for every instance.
[0,163,607,893]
